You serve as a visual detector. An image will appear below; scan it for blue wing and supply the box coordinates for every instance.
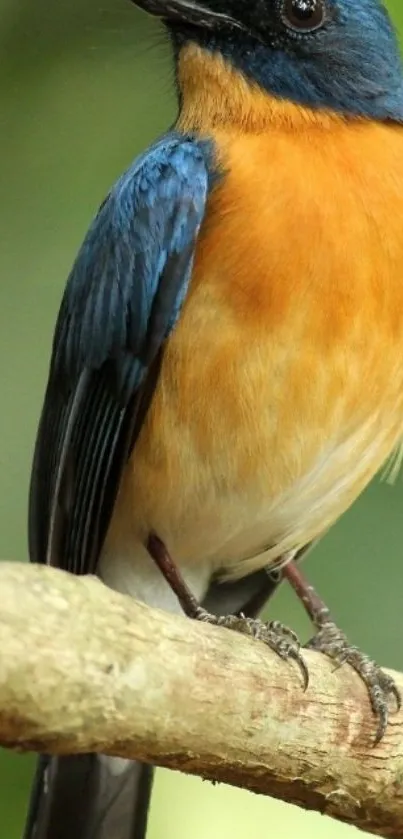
[29,133,212,575]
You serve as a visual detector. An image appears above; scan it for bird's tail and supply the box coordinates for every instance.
[23,754,154,839]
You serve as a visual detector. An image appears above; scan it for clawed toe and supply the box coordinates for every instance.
[306,621,400,744]
[195,608,309,689]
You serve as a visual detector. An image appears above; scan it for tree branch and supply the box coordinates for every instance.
[0,562,402,837]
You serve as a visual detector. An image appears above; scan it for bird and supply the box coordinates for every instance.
[23,0,403,837]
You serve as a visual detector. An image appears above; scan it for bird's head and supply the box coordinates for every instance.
[132,1,403,124]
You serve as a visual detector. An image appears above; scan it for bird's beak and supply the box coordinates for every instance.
[131,0,247,36]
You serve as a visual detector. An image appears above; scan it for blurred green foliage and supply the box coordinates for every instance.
[1,2,403,837]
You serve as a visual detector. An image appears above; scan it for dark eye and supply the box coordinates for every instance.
[280,0,326,33]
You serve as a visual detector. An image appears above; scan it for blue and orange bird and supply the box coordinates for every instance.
[23,0,403,837]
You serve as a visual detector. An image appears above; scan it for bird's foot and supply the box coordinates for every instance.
[283,560,400,743]
[147,533,308,686]
[306,619,400,744]
[194,606,309,689]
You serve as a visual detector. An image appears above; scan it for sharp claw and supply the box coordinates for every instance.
[374,715,387,748]
[330,653,348,673]
[307,621,400,743]
[290,650,309,691]
[389,682,401,712]
[193,610,309,690]
[384,676,402,714]
[372,697,390,746]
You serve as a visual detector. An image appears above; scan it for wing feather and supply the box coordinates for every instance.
[29,133,212,575]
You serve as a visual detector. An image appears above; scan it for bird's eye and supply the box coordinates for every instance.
[280,0,326,33]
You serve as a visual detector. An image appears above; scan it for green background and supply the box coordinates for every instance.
[1,1,402,836]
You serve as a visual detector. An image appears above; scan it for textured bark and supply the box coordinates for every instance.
[0,561,402,836]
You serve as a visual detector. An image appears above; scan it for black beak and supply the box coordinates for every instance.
[131,0,248,36]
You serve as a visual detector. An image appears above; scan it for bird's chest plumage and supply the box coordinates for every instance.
[107,119,403,579]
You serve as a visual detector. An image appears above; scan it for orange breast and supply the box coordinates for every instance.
[105,107,403,579]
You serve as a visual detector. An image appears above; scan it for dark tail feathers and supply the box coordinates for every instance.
[23,754,154,839]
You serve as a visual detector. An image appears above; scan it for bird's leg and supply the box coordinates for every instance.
[146,533,308,688]
[146,533,201,615]
[283,560,400,743]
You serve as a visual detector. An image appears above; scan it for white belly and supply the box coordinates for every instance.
[100,412,403,610]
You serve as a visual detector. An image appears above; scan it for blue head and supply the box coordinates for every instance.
[132,0,403,120]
